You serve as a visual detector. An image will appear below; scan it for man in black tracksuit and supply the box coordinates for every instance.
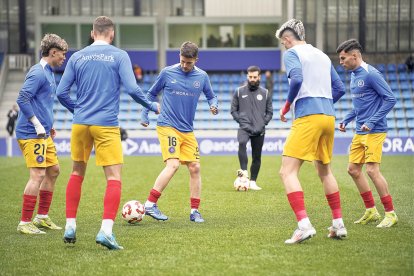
[231,66,273,190]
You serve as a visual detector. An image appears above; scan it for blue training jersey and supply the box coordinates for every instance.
[15,59,56,139]
[284,44,345,118]
[56,40,154,126]
[143,64,218,132]
[341,62,396,134]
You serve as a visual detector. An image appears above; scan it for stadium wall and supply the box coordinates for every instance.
[1,137,413,157]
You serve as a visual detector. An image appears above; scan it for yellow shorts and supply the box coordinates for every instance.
[71,124,123,166]
[157,126,200,163]
[349,133,386,164]
[18,136,59,168]
[283,114,335,164]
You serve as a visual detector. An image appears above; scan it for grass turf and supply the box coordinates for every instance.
[0,155,413,275]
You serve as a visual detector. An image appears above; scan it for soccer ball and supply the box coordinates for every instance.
[234,177,249,191]
[121,200,145,224]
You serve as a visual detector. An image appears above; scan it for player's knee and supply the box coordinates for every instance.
[48,165,60,178]
[166,160,180,172]
[347,166,361,178]
[365,166,379,178]
[188,162,200,175]
[279,167,289,180]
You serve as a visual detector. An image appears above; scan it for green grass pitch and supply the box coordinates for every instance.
[0,155,413,275]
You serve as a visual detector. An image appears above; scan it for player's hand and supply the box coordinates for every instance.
[338,123,346,132]
[50,128,56,139]
[140,111,150,127]
[155,103,161,114]
[360,124,371,132]
[34,123,46,137]
[210,106,218,115]
[279,109,287,122]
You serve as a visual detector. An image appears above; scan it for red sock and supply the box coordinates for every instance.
[103,180,121,220]
[66,174,84,218]
[326,191,342,219]
[380,195,394,212]
[287,191,308,221]
[38,190,53,215]
[360,191,375,208]
[191,198,200,209]
[21,194,37,222]
[147,188,161,203]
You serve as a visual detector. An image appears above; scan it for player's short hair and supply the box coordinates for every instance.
[40,33,68,57]
[180,41,198,58]
[336,39,363,54]
[247,65,261,75]
[93,16,114,35]
[275,19,305,41]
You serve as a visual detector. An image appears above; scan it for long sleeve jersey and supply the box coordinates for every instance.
[230,85,273,133]
[15,59,55,139]
[341,62,396,134]
[142,64,218,132]
[284,44,345,118]
[56,40,156,126]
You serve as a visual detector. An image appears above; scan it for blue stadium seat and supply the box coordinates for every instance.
[397,63,406,72]
[398,129,409,136]
[387,64,397,73]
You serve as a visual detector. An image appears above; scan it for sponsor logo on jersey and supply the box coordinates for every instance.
[256,94,263,101]
[357,79,364,87]
[171,79,177,83]
[193,81,200,88]
[242,95,248,98]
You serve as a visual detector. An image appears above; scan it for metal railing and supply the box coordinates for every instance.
[8,54,32,71]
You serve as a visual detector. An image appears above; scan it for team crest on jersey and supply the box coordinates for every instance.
[256,94,263,101]
[357,79,364,87]
[193,81,200,88]
[36,155,45,163]
[168,146,176,153]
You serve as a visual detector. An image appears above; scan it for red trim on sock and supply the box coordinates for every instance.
[147,188,161,203]
[38,190,53,215]
[380,195,394,212]
[66,174,84,218]
[191,198,200,209]
[326,191,342,219]
[103,180,122,220]
[287,191,308,221]
[21,194,37,222]
[360,191,375,209]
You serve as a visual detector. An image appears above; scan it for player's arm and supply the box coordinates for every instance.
[264,89,274,124]
[331,65,346,103]
[339,109,357,132]
[16,68,46,137]
[140,70,166,127]
[119,52,159,114]
[362,71,397,130]
[230,88,240,123]
[203,74,218,115]
[280,51,302,122]
[56,56,76,113]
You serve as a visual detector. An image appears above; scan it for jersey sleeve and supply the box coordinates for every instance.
[56,56,76,113]
[364,70,397,129]
[203,74,218,107]
[17,68,44,119]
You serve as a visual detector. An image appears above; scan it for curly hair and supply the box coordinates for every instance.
[40,33,68,57]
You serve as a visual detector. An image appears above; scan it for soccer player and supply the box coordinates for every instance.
[140,41,218,223]
[56,16,159,250]
[336,39,398,228]
[231,65,273,190]
[275,19,347,244]
[15,34,68,234]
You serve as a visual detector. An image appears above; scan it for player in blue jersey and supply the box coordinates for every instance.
[275,19,347,244]
[140,41,218,223]
[56,16,159,250]
[336,39,398,228]
[15,34,68,234]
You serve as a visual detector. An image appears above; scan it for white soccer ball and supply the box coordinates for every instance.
[121,200,145,224]
[234,177,249,191]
